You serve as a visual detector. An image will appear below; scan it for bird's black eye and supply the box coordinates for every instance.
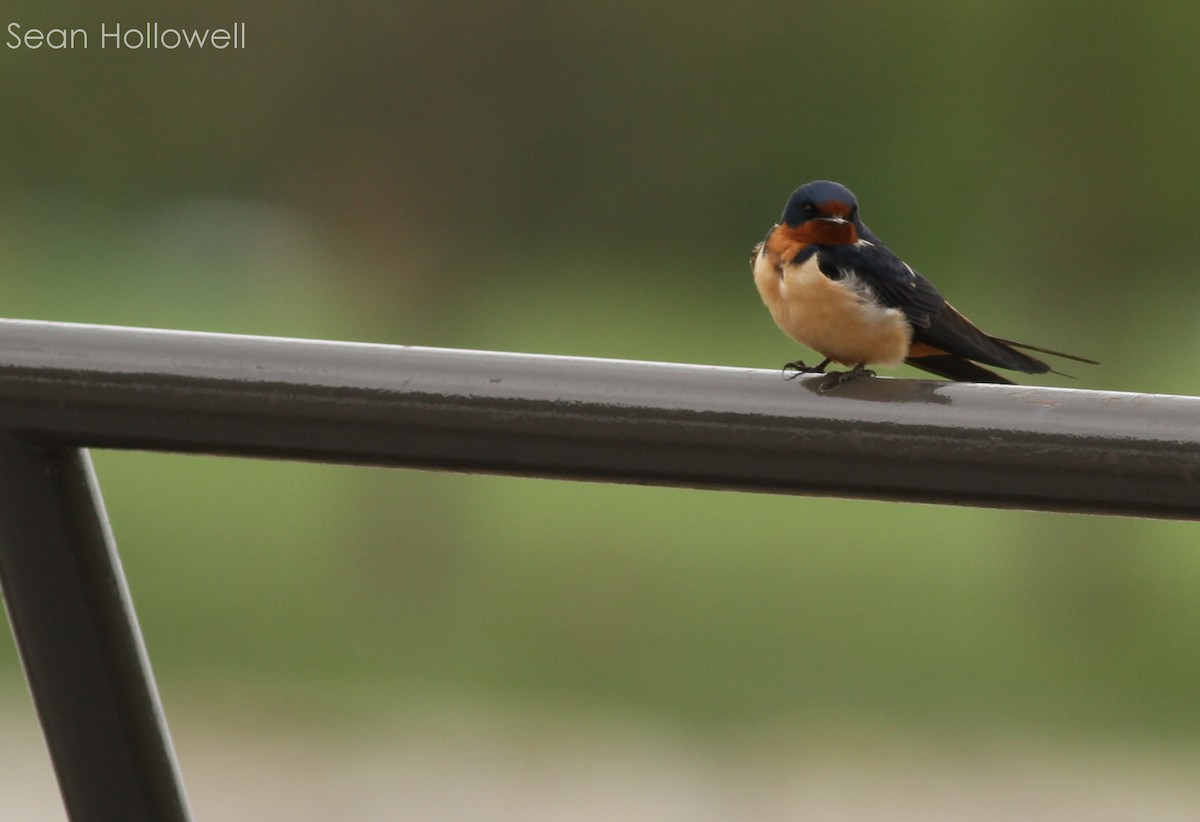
[801,201,818,218]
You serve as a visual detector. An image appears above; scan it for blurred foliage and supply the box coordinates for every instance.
[1,0,1199,746]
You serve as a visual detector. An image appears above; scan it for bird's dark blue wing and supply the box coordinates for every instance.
[816,231,1054,374]
[814,236,945,328]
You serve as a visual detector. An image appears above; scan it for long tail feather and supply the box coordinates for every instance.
[991,337,1100,365]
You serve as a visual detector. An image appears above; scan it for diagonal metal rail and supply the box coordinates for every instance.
[0,317,1196,820]
[0,437,191,822]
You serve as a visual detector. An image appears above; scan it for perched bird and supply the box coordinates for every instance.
[751,180,1095,389]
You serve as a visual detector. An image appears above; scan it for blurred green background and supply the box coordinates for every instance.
[3,1,1200,816]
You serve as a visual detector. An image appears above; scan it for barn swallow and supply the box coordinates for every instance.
[751,180,1096,389]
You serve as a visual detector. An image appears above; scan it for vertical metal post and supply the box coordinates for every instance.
[0,435,191,822]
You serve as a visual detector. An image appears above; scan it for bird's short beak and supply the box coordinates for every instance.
[817,216,849,225]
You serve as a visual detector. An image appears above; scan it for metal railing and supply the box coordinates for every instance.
[0,318,1196,820]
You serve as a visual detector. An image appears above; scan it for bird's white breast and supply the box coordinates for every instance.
[753,247,912,366]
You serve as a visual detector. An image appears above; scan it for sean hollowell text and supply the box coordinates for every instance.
[7,22,246,49]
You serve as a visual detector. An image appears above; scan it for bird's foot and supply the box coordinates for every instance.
[782,358,831,380]
[816,363,876,393]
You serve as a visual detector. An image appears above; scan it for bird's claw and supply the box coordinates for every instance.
[816,365,876,393]
[781,359,829,380]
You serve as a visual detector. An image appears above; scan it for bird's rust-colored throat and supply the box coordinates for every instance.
[768,220,859,260]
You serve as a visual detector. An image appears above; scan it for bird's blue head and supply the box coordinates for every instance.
[777,180,861,246]
[781,180,860,227]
